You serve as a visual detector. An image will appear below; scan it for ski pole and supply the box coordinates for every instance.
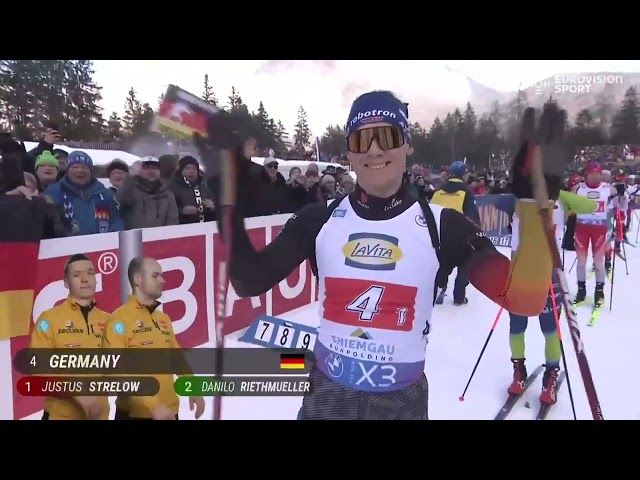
[609,240,617,312]
[568,257,577,275]
[528,144,604,420]
[618,211,629,276]
[635,210,640,243]
[212,149,237,421]
[549,280,577,420]
[562,248,565,269]
[459,307,504,402]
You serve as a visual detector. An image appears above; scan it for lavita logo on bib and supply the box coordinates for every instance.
[342,232,403,271]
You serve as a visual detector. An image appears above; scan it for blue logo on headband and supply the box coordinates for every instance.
[346,91,411,143]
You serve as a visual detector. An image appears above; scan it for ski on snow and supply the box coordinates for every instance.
[573,296,604,326]
[588,302,605,326]
[494,365,545,420]
[535,371,566,420]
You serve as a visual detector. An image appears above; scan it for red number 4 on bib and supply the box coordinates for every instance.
[323,277,417,331]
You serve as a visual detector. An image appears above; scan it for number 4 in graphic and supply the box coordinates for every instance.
[346,286,384,321]
[346,285,409,327]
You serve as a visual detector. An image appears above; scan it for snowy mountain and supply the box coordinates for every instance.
[254,61,639,132]
[396,69,640,127]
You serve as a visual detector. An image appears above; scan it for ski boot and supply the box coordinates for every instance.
[507,358,527,395]
[573,281,586,305]
[453,298,468,306]
[594,282,605,307]
[435,288,446,305]
[540,366,561,405]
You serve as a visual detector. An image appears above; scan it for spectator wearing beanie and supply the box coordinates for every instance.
[116,155,179,229]
[169,156,215,224]
[44,150,123,236]
[34,151,59,192]
[319,174,337,201]
[106,159,129,192]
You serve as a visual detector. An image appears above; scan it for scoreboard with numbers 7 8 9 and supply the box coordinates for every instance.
[239,315,317,351]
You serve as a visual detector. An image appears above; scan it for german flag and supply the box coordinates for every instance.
[280,353,306,370]
[0,195,41,340]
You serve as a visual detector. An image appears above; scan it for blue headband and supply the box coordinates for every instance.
[345,91,411,144]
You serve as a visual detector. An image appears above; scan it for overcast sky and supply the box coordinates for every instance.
[92,60,640,137]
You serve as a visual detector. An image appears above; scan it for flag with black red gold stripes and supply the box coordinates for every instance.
[0,195,41,339]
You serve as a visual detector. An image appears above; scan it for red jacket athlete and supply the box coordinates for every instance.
[571,163,616,306]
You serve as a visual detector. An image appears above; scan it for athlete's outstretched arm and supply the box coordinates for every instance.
[438,202,552,317]
[222,201,328,298]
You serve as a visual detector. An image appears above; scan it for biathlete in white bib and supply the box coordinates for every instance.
[571,163,616,306]
[198,94,569,420]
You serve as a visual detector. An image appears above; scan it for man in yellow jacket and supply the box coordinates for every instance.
[102,256,205,420]
[30,254,111,420]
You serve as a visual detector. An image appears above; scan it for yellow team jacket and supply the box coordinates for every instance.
[102,295,182,418]
[30,297,111,420]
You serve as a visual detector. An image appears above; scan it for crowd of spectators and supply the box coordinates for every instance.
[4,126,640,243]
[0,128,359,239]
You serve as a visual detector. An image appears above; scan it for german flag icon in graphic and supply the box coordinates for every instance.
[280,353,306,370]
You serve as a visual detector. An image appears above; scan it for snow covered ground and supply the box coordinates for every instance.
[20,238,640,420]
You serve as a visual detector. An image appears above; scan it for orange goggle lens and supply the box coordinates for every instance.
[347,126,405,153]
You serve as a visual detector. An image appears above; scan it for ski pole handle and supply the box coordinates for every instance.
[219,150,237,208]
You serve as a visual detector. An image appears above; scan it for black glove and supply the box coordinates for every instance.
[510,103,567,201]
[193,109,257,179]
[615,183,626,196]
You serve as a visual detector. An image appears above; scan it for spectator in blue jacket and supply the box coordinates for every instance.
[44,151,124,236]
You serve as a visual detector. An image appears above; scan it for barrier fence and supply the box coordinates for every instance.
[476,192,640,248]
[0,213,318,420]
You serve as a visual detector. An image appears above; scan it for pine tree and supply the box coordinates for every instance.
[319,124,347,158]
[570,108,606,147]
[475,114,503,167]
[293,106,311,153]
[253,101,278,150]
[63,60,104,141]
[122,87,148,139]
[426,117,448,165]
[202,74,218,106]
[30,60,67,131]
[227,86,248,113]
[0,60,40,137]
[275,120,291,153]
[106,111,123,140]
[139,103,155,133]
[610,87,640,144]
